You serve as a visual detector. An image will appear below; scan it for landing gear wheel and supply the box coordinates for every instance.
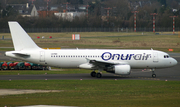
[151,69,156,78]
[91,71,96,77]
[96,73,102,78]
[152,74,156,78]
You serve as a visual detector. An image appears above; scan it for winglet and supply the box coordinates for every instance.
[8,21,41,51]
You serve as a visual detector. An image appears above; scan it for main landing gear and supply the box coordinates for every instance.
[90,70,102,78]
[91,71,96,77]
[151,69,156,78]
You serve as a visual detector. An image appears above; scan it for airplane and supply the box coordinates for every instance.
[5,21,178,78]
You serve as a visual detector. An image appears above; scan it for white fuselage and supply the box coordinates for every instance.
[5,49,177,69]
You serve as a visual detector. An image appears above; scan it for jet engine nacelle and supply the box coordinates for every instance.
[106,65,131,75]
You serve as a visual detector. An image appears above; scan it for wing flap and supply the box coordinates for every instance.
[89,59,128,65]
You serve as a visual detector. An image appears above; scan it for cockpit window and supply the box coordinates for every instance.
[164,55,170,58]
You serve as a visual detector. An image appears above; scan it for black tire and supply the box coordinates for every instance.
[96,73,102,78]
[91,72,96,77]
[152,74,156,78]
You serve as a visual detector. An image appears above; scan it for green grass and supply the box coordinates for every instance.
[0,69,91,75]
[0,80,179,107]
[1,32,180,52]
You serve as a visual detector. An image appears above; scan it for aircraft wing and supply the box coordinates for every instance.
[79,58,129,69]
[89,59,128,66]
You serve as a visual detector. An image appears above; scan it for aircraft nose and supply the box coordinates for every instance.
[171,58,178,66]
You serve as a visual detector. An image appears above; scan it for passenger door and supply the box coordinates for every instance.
[40,51,45,62]
[153,52,158,62]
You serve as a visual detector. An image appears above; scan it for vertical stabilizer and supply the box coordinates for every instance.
[8,21,41,51]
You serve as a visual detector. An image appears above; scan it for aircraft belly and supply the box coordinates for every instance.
[129,60,150,69]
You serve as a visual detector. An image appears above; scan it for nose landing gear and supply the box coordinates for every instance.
[151,69,156,78]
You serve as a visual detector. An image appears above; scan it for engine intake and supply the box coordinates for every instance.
[106,65,131,75]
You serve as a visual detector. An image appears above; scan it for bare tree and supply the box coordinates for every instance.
[104,0,130,19]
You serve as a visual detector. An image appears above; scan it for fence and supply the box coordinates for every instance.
[0,27,180,33]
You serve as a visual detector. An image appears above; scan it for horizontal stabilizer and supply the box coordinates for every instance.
[5,51,30,58]
[12,52,30,57]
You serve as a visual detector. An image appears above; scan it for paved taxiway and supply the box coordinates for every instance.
[0,51,179,81]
